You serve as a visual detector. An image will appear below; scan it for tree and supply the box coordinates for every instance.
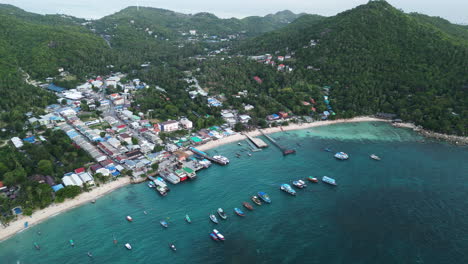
[151,163,159,171]
[131,137,139,145]
[55,186,81,201]
[37,160,54,175]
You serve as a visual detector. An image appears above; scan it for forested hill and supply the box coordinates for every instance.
[92,7,306,38]
[0,5,112,133]
[238,1,468,135]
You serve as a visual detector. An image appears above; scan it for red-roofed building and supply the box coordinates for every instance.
[278,111,289,118]
[99,159,114,167]
[74,167,85,174]
[253,76,263,84]
[0,181,6,191]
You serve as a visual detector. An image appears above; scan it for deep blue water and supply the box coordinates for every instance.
[1,122,467,264]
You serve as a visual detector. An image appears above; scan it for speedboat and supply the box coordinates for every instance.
[251,196,262,206]
[308,176,318,183]
[322,176,337,186]
[257,192,271,203]
[185,214,191,223]
[169,244,177,251]
[160,220,168,228]
[234,208,245,216]
[370,154,381,161]
[292,180,306,189]
[148,182,156,188]
[210,233,219,241]
[334,152,349,160]
[125,243,132,250]
[69,240,74,247]
[209,214,219,224]
[213,229,225,241]
[280,184,296,196]
[217,208,227,220]
[126,216,133,222]
[242,202,254,211]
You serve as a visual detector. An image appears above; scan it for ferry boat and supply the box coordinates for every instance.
[69,240,75,247]
[169,244,177,251]
[292,180,307,189]
[280,184,296,196]
[370,154,381,161]
[213,155,230,165]
[242,202,254,211]
[213,229,225,241]
[185,214,192,223]
[209,214,219,224]
[322,176,337,186]
[125,243,132,250]
[234,208,245,216]
[308,176,318,183]
[251,196,262,206]
[334,152,349,160]
[210,233,219,241]
[217,208,227,220]
[257,192,271,203]
[126,216,133,222]
[160,220,169,228]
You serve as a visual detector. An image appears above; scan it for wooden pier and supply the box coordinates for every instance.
[244,139,262,152]
[260,131,296,155]
[244,134,268,148]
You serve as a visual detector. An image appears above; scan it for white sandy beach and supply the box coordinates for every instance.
[0,177,131,242]
[197,116,387,151]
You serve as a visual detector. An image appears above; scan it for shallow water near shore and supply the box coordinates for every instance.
[1,122,467,264]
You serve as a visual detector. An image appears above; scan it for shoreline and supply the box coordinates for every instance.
[197,116,387,151]
[391,123,468,146]
[0,177,131,242]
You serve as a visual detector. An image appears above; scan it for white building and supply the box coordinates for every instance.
[179,118,193,129]
[161,120,179,132]
[78,172,95,185]
[189,30,197,35]
[239,115,251,124]
[11,137,24,148]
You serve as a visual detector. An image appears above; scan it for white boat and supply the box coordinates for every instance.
[280,184,296,195]
[370,154,381,161]
[213,155,230,165]
[322,176,337,186]
[126,216,133,222]
[213,229,225,241]
[334,152,349,160]
[125,243,132,250]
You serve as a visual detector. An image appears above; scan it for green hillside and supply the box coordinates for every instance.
[237,1,468,135]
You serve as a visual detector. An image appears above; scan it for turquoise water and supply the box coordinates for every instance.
[1,122,467,264]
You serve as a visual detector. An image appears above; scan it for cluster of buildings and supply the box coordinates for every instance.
[266,111,290,121]
[249,54,293,72]
[221,109,251,127]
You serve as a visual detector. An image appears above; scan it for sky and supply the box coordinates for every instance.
[1,0,467,24]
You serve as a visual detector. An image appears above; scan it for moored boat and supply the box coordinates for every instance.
[213,155,230,165]
[307,176,318,183]
[370,154,381,161]
[217,208,227,220]
[234,208,245,216]
[209,214,219,224]
[292,180,306,189]
[334,152,349,160]
[185,214,191,223]
[126,216,133,222]
[280,184,296,196]
[251,196,262,206]
[160,220,168,228]
[147,182,156,188]
[87,252,93,258]
[34,242,40,250]
[322,176,337,186]
[242,202,254,211]
[257,192,271,203]
[69,240,74,247]
[213,229,225,241]
[125,243,132,250]
[210,233,219,241]
[169,244,177,251]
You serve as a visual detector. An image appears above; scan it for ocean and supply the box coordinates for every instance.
[1,122,467,264]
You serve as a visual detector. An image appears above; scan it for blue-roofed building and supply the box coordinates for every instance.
[111,171,120,177]
[52,184,64,192]
[47,84,66,92]
[23,136,36,143]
